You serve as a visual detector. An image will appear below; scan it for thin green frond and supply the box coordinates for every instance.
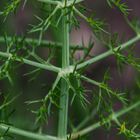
[0,0,20,21]
[107,0,131,16]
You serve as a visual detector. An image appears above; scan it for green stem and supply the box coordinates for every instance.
[37,0,84,7]
[37,0,60,5]
[80,75,100,86]
[0,37,84,50]
[0,124,57,140]
[0,51,60,73]
[77,35,140,69]
[58,2,70,139]
[74,109,97,131]
[73,7,108,34]
[71,101,140,139]
[66,0,84,7]
[45,74,61,101]
[73,7,87,21]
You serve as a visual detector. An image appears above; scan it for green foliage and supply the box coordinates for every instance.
[107,0,131,15]
[87,17,108,34]
[0,0,140,140]
[125,17,140,35]
[0,93,17,111]
[68,72,90,108]
[119,122,140,139]
[0,0,20,21]
[0,127,13,140]
[112,45,140,72]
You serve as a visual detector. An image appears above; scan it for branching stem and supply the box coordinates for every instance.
[0,124,57,140]
[37,0,60,5]
[0,101,139,140]
[58,1,70,139]
[70,101,140,139]
[0,51,60,73]
[37,0,84,7]
[77,35,140,69]
[0,36,85,50]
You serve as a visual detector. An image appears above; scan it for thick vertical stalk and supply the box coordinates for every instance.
[58,2,70,139]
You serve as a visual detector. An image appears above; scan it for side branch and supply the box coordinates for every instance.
[0,124,57,140]
[0,51,60,73]
[70,101,140,139]
[37,0,84,7]
[37,0,60,5]
[0,37,85,50]
[77,35,140,69]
